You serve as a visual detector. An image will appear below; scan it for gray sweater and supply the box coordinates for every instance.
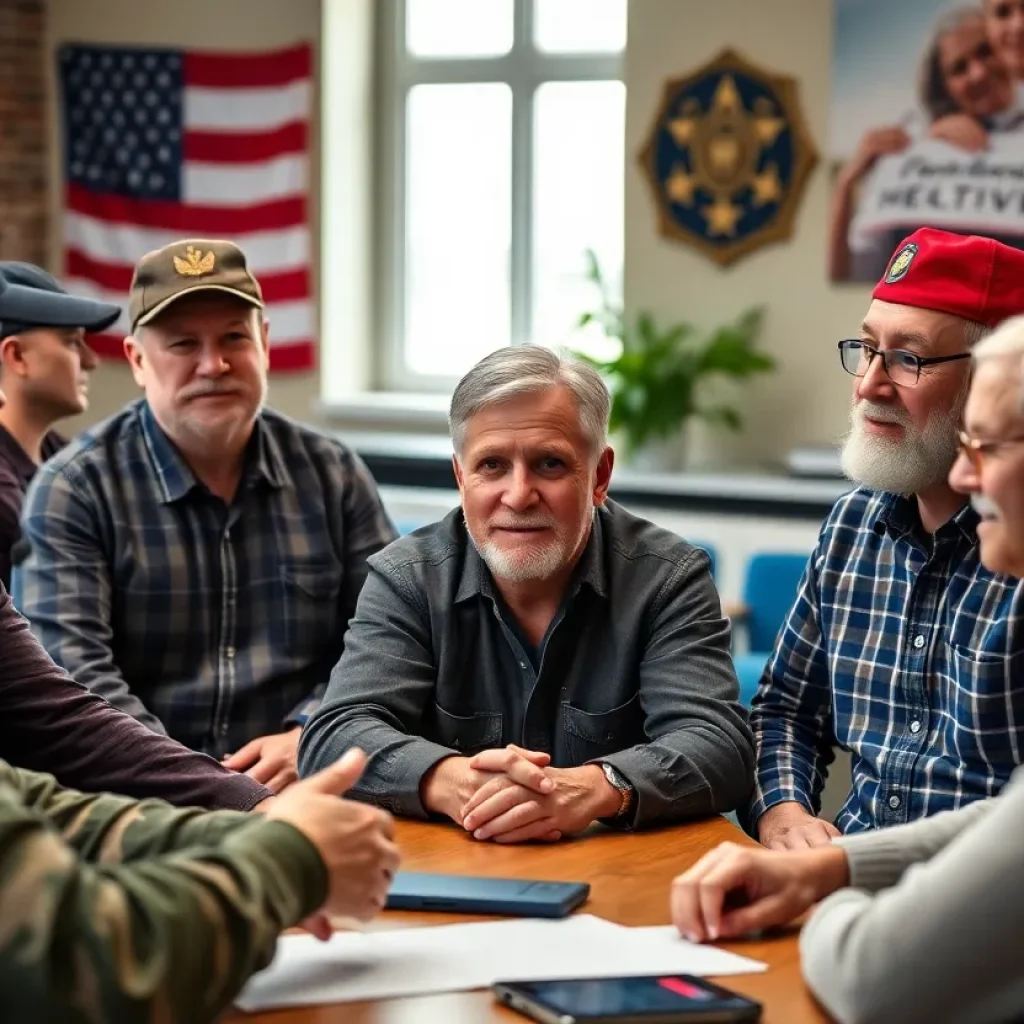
[801,766,1024,1024]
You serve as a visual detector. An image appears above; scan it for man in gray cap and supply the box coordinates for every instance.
[0,262,120,587]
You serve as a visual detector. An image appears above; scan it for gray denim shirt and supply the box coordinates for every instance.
[298,500,754,829]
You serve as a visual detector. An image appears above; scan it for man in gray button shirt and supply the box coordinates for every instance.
[298,346,754,842]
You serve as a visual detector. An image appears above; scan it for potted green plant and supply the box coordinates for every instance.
[574,249,775,471]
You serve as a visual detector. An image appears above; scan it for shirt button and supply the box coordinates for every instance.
[910,720,922,734]
[225,646,236,659]
[888,794,901,809]
[913,634,926,649]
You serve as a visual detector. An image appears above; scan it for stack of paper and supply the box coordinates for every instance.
[235,914,766,1012]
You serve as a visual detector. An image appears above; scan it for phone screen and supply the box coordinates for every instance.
[511,975,755,1017]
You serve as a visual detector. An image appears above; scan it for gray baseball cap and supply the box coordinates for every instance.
[0,262,121,335]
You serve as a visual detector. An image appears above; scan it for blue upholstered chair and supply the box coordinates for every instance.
[728,552,810,706]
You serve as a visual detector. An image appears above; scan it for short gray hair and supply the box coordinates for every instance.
[963,318,993,349]
[449,345,610,457]
[972,314,1024,411]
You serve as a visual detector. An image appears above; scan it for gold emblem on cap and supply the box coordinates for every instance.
[885,242,918,284]
[173,245,216,277]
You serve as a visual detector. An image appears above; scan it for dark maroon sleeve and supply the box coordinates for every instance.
[0,587,272,811]
[0,475,23,592]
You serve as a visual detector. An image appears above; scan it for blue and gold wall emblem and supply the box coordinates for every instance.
[639,48,818,267]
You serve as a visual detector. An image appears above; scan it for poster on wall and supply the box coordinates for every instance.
[829,0,1024,283]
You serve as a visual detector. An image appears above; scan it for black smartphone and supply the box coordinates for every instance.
[384,872,590,918]
[493,974,763,1024]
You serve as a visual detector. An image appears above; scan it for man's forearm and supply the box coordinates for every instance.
[748,716,829,823]
[0,812,325,1024]
[0,593,271,811]
[16,766,258,861]
[601,724,754,830]
[76,664,168,735]
[298,710,454,818]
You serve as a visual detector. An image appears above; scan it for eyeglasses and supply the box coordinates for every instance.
[838,340,971,387]
[957,430,1024,472]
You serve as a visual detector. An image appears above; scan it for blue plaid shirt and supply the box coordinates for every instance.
[12,399,397,758]
[749,487,1024,834]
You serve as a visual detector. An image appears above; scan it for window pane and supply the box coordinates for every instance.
[406,0,514,57]
[532,80,625,360]
[534,0,627,54]
[405,84,512,377]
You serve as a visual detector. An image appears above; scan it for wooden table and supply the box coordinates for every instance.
[224,816,829,1024]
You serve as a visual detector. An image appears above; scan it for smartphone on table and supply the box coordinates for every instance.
[493,974,762,1024]
[384,872,590,918]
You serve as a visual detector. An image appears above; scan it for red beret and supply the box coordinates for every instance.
[872,227,1024,329]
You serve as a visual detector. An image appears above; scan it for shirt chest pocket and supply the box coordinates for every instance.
[943,644,1024,768]
[561,693,644,765]
[280,561,342,658]
[431,702,503,754]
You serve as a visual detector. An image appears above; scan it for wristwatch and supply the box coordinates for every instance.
[599,762,635,819]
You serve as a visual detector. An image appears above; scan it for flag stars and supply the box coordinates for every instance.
[62,45,183,200]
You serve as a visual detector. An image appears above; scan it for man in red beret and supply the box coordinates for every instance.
[749,227,1024,847]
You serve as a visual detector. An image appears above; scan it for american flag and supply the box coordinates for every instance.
[57,42,315,372]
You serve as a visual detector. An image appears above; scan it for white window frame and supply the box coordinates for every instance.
[376,0,624,393]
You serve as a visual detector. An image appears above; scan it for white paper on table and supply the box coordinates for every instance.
[234,914,766,1012]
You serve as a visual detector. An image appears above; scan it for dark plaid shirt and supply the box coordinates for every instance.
[750,488,1024,833]
[12,399,396,758]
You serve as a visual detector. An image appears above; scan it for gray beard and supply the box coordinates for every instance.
[840,401,962,496]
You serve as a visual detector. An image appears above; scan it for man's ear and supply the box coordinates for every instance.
[0,334,27,378]
[257,313,271,371]
[452,453,466,497]
[123,334,147,389]
[592,446,614,506]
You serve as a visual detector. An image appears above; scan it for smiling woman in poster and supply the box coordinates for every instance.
[985,0,1024,87]
[829,5,1020,282]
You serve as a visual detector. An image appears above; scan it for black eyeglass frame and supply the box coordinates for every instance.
[837,339,971,386]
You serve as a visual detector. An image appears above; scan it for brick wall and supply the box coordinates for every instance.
[0,0,47,267]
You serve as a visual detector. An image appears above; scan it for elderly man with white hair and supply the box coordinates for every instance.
[749,226,1024,850]
[669,314,1024,1024]
[298,344,754,841]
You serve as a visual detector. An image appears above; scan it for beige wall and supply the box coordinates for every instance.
[625,0,870,466]
[47,0,868,465]
[45,0,322,434]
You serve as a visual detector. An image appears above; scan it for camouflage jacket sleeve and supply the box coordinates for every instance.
[0,761,327,1024]
[16,764,257,860]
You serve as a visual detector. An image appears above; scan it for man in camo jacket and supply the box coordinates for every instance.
[0,748,398,1023]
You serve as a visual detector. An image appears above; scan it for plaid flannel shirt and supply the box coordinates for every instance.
[12,399,396,759]
[749,487,1024,834]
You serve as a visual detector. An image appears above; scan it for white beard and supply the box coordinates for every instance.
[840,398,963,496]
[465,509,593,584]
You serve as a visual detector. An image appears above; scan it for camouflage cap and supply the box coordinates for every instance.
[128,239,264,330]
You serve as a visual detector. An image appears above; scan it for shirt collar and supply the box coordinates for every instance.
[454,505,610,604]
[872,490,978,545]
[139,400,288,504]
